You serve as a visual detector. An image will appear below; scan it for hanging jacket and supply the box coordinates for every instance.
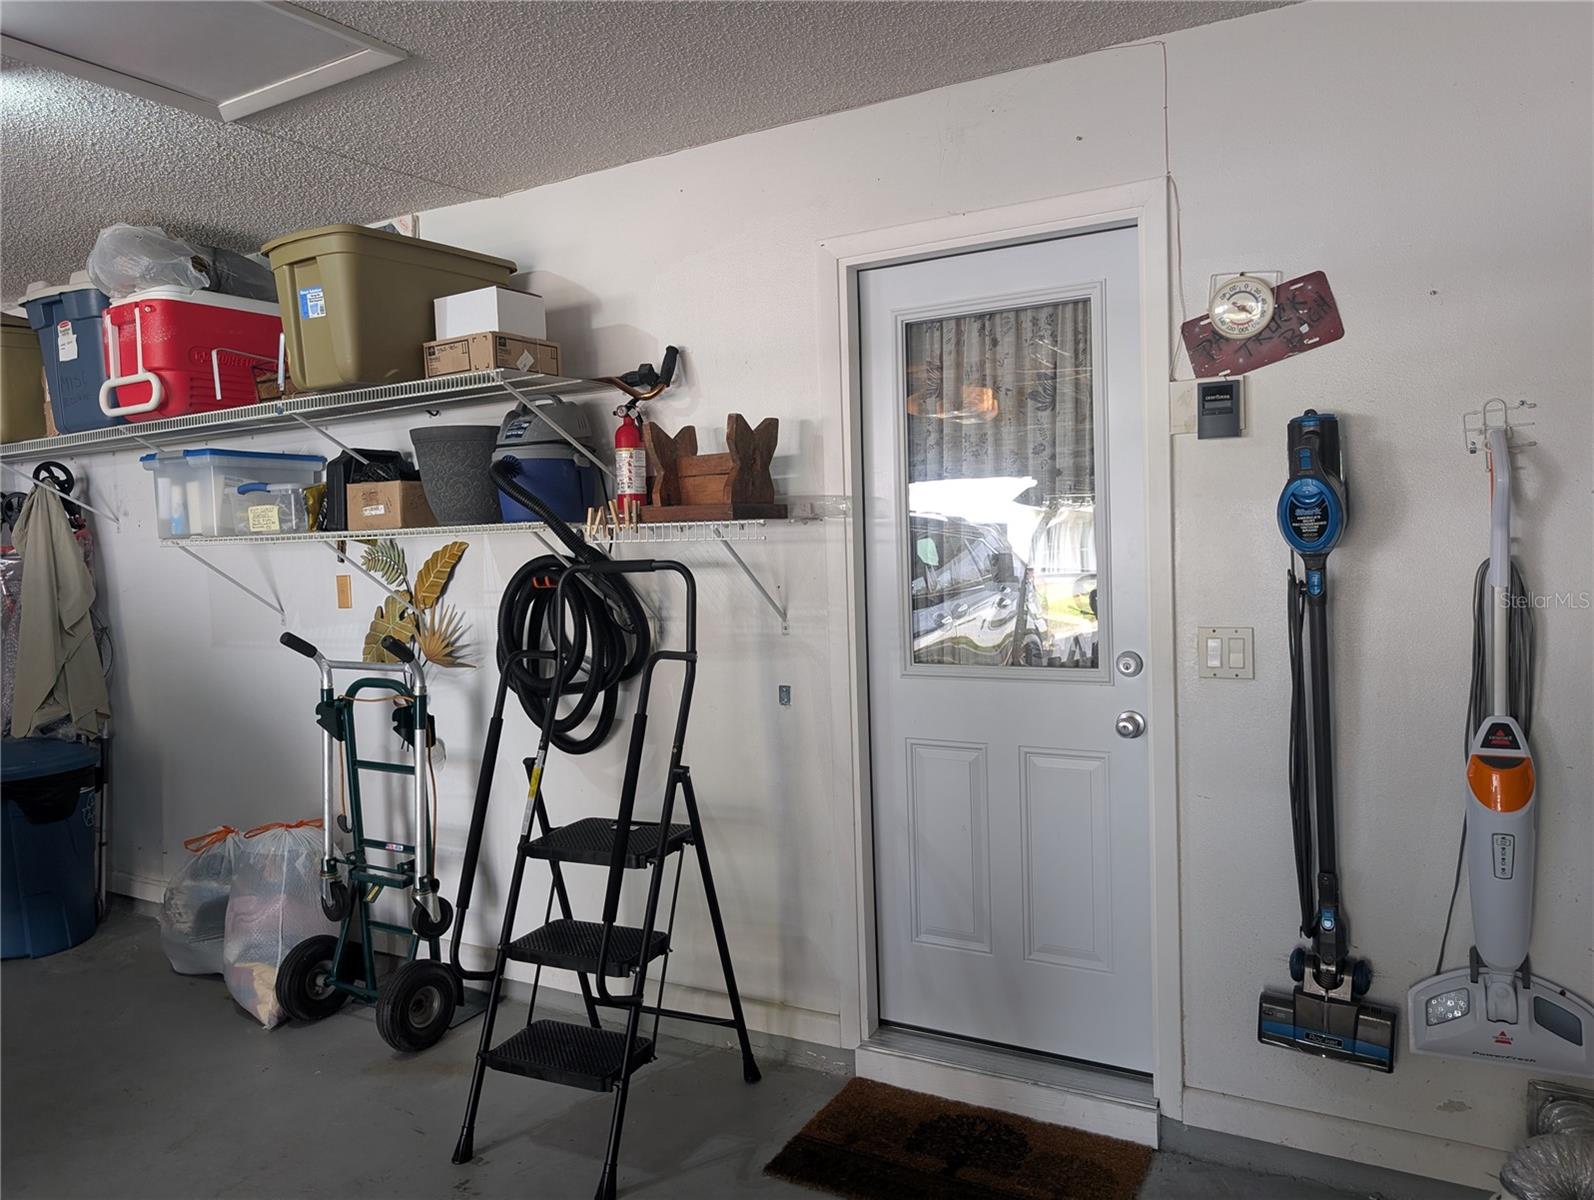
[10,487,108,736]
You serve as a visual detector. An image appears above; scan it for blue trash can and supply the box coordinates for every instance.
[19,273,119,434]
[1,738,101,959]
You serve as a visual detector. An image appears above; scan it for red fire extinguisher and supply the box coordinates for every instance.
[597,346,679,520]
[614,405,647,517]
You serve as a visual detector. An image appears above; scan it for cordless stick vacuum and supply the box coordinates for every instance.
[1405,426,1594,1075]
[1257,410,1398,1072]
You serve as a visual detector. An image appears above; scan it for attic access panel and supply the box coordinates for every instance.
[0,0,405,122]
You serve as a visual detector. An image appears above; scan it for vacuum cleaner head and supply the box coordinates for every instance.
[1258,984,1397,1073]
[1406,968,1594,1077]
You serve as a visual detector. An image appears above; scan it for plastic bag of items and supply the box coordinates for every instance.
[87,224,277,303]
[222,819,333,1028]
[158,826,241,975]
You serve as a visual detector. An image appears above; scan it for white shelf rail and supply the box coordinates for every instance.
[0,368,602,462]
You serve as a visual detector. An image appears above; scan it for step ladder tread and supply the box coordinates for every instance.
[483,1019,654,1092]
[506,919,669,974]
[527,817,692,867]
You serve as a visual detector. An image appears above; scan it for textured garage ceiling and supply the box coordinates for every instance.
[0,1,1283,300]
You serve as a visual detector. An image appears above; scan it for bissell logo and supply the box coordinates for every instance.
[1493,1030,1514,1046]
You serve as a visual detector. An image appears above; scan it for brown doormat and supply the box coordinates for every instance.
[766,1078,1151,1200]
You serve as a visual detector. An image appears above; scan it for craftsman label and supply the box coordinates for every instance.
[56,320,78,362]
[298,286,326,319]
[1493,833,1515,880]
[1182,271,1345,378]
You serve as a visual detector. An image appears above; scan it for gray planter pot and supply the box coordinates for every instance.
[409,425,501,525]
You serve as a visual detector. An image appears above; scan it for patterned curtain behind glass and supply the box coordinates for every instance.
[905,300,1092,501]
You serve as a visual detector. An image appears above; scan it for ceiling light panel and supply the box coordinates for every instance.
[0,0,405,122]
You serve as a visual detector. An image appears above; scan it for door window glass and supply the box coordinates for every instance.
[904,299,1099,669]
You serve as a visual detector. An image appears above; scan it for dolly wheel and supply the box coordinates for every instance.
[277,935,352,1023]
[377,960,457,1052]
[321,880,352,922]
[411,895,454,939]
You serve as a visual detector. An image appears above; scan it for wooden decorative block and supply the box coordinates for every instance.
[640,414,787,522]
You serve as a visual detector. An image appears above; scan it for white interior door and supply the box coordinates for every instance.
[861,226,1152,1071]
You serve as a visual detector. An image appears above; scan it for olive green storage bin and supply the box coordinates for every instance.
[1,314,47,444]
[261,225,515,391]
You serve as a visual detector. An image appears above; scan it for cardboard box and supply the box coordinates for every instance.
[346,480,436,531]
[434,286,546,340]
[254,372,300,403]
[423,332,561,379]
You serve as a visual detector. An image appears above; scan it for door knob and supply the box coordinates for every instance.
[1115,710,1146,739]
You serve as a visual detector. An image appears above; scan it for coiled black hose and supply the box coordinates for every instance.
[490,458,651,754]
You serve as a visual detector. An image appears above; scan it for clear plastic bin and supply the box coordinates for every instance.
[141,449,324,539]
[231,483,309,535]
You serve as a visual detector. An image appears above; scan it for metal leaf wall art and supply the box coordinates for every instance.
[359,540,473,667]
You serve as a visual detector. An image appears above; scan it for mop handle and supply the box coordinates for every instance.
[1487,427,1511,716]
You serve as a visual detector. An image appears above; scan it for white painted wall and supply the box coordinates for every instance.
[66,1,1590,1189]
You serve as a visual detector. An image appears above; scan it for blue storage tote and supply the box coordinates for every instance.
[19,273,118,434]
[1,738,100,960]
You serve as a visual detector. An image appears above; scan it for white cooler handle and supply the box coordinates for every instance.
[98,306,165,417]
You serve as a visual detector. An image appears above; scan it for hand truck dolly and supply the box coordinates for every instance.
[274,630,489,1051]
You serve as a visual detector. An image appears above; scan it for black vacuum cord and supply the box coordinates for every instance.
[1286,566,1315,939]
[490,459,652,754]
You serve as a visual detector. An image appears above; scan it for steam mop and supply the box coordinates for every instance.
[1405,426,1594,1076]
[1257,410,1398,1072]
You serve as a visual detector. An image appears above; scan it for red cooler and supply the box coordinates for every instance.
[99,287,282,423]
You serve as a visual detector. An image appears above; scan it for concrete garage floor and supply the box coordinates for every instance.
[3,908,1375,1200]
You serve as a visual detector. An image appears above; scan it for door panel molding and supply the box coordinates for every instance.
[905,739,993,952]
[1019,748,1113,971]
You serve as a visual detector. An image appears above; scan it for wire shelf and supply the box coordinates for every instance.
[157,519,772,548]
[0,369,594,462]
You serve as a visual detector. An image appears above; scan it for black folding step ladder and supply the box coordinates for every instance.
[451,559,760,1200]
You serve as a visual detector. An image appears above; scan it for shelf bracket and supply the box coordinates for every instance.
[714,530,787,634]
[285,411,371,465]
[176,544,284,619]
[324,540,417,615]
[0,460,122,529]
[498,381,615,482]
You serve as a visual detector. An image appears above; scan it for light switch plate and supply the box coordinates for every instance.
[1198,626,1254,679]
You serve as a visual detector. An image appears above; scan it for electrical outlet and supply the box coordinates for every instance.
[778,685,792,706]
[336,574,353,609]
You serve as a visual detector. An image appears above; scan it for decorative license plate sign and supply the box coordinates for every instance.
[1181,271,1344,377]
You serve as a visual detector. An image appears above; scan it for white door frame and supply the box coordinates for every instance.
[815,177,1183,1118]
